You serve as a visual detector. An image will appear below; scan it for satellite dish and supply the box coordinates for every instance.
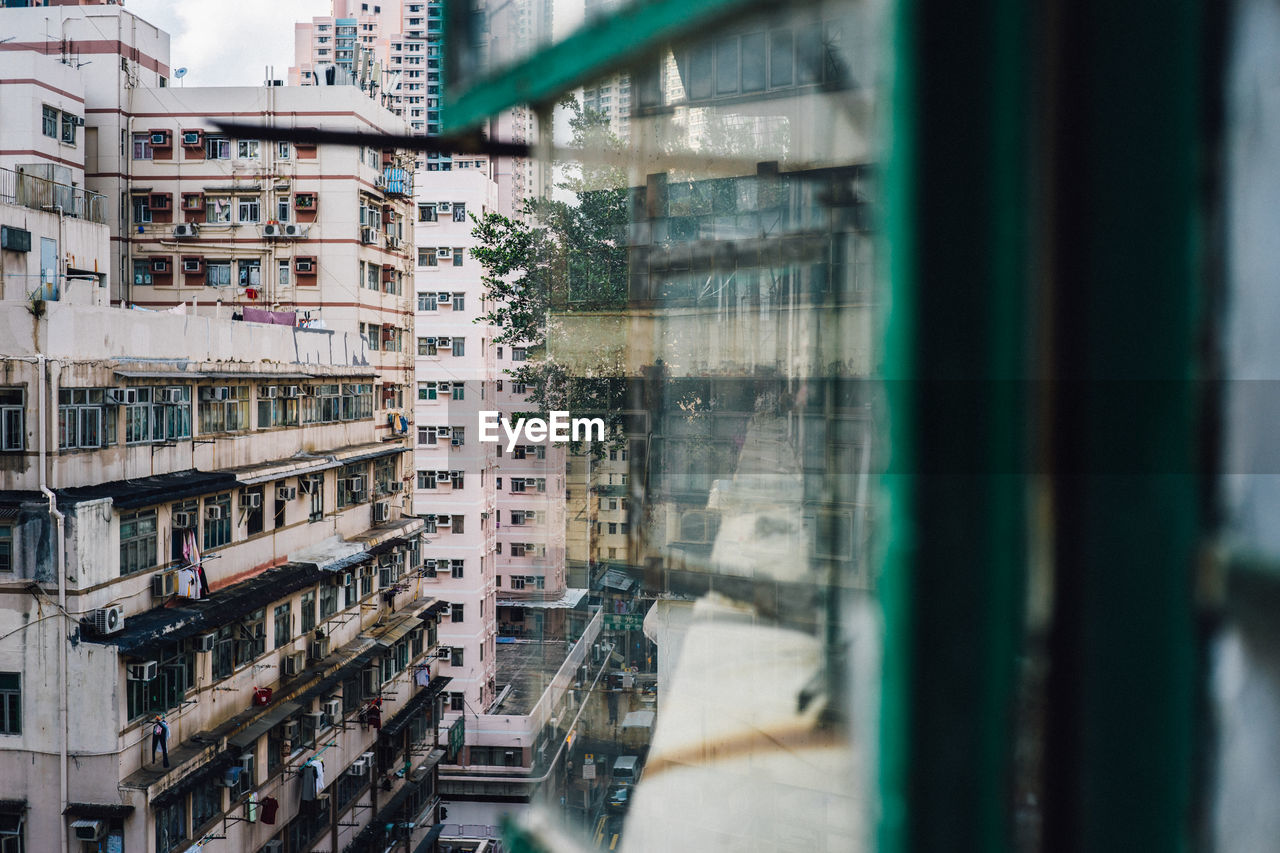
[175,68,187,78]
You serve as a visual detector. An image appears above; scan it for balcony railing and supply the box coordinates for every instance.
[0,166,107,224]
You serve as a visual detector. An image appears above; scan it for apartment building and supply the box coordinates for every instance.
[0,291,450,853]
[0,2,170,304]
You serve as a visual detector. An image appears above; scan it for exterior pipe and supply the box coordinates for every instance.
[37,354,69,853]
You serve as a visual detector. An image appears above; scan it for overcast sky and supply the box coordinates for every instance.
[127,0,330,87]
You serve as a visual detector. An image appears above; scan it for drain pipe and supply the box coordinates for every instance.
[36,355,69,853]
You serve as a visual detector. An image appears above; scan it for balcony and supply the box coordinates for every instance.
[0,166,107,224]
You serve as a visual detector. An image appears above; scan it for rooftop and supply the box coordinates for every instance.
[492,638,577,716]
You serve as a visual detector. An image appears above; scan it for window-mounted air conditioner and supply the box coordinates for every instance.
[151,570,176,598]
[182,131,202,146]
[437,291,452,302]
[71,820,107,843]
[295,258,314,273]
[241,491,262,509]
[388,481,402,492]
[283,650,306,676]
[277,485,297,502]
[182,258,202,273]
[360,226,378,244]
[162,387,184,404]
[323,698,343,719]
[204,504,223,520]
[436,202,451,212]
[261,385,278,398]
[127,661,158,681]
[437,515,452,527]
[151,258,169,273]
[436,646,451,659]
[437,247,451,258]
[194,632,217,653]
[171,511,194,529]
[283,385,302,398]
[308,637,330,661]
[150,131,169,145]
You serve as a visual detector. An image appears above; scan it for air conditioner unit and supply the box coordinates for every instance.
[436,646,451,659]
[436,426,451,437]
[261,841,284,853]
[390,552,404,567]
[373,502,390,523]
[348,757,368,775]
[150,131,169,145]
[151,258,169,273]
[90,604,125,635]
[308,637,330,661]
[323,698,342,719]
[205,505,223,520]
[388,481,402,493]
[425,559,437,570]
[436,381,451,392]
[437,247,451,258]
[337,570,354,588]
[283,650,306,676]
[295,258,314,273]
[182,131,202,145]
[348,475,366,491]
[171,511,194,528]
[173,223,198,238]
[104,388,132,405]
[127,661,158,681]
[241,491,262,509]
[437,202,452,212]
[437,291,452,302]
[151,570,176,598]
[195,632,217,653]
[435,470,451,481]
[182,257,202,273]
[162,387,184,403]
[285,224,306,238]
[299,475,318,495]
[281,720,300,742]
[71,820,107,843]
[240,752,255,775]
[214,386,230,401]
[261,385,278,399]
[437,515,452,527]
[277,485,297,501]
[360,226,378,244]
[283,385,302,398]
[263,223,283,238]
[436,337,451,348]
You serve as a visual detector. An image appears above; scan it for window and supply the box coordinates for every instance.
[198,385,249,433]
[452,338,465,356]
[274,603,292,649]
[452,384,465,401]
[277,141,291,159]
[337,463,367,508]
[205,196,232,224]
[237,197,261,223]
[132,195,153,224]
[320,583,339,620]
[203,493,232,550]
[452,603,465,623]
[58,388,106,450]
[452,202,467,222]
[133,132,154,160]
[451,559,465,579]
[418,247,436,267]
[418,337,437,356]
[237,139,260,159]
[42,105,57,138]
[418,203,437,221]
[155,798,186,853]
[450,647,464,666]
[244,487,264,536]
[452,514,465,533]
[119,510,157,576]
[453,249,465,267]
[300,590,317,634]
[61,112,78,145]
[452,292,465,310]
[418,292,438,311]
[0,673,19,735]
[191,783,221,833]
[512,347,528,361]
[205,135,231,159]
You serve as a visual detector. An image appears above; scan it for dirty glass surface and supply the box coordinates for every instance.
[446,1,886,850]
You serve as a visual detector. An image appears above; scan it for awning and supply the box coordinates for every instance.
[372,614,421,648]
[380,676,451,739]
[411,823,447,853]
[227,701,302,751]
[152,750,235,807]
[358,516,425,554]
[333,444,406,465]
[95,563,324,659]
[497,588,588,609]
[63,803,135,819]
[293,641,380,706]
[420,601,450,619]
[55,469,240,510]
[600,570,639,593]
[291,536,371,573]
[621,710,655,729]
